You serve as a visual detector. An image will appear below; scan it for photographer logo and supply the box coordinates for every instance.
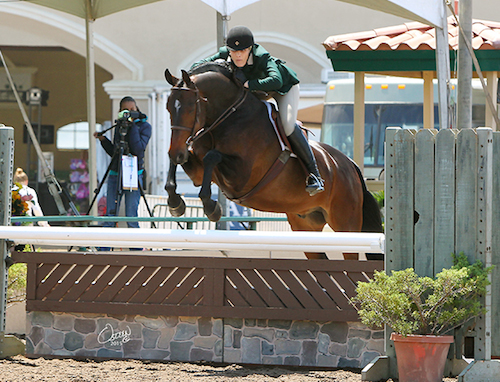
[97,323,131,346]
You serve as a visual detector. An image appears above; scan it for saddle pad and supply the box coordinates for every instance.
[263,101,289,152]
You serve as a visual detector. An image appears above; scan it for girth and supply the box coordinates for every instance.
[228,150,291,205]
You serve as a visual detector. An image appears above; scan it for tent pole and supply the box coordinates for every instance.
[435,9,450,130]
[216,10,230,230]
[457,0,472,130]
[86,0,98,216]
[216,12,227,50]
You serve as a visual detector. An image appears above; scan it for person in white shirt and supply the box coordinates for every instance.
[13,168,49,227]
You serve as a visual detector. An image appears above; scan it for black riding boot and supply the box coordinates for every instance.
[288,124,325,196]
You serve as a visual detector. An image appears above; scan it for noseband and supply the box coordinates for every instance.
[170,83,248,148]
[170,87,206,148]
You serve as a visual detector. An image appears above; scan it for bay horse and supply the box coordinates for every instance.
[164,63,382,259]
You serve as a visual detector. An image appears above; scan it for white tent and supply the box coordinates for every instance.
[25,0,260,214]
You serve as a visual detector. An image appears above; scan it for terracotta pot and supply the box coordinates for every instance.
[391,333,454,382]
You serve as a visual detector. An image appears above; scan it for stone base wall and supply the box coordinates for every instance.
[26,312,384,369]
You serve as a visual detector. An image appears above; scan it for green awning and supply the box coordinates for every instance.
[326,49,500,75]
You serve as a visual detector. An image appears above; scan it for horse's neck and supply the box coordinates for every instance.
[196,75,240,123]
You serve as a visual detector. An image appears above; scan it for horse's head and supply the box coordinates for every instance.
[165,69,206,165]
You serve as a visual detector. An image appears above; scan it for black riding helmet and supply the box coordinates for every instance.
[226,26,254,51]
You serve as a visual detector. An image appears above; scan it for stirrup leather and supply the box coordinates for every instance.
[305,173,324,196]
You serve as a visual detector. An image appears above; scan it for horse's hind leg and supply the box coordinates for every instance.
[286,211,328,260]
[165,161,186,217]
[199,150,222,222]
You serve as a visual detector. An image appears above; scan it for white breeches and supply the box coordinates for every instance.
[275,84,300,136]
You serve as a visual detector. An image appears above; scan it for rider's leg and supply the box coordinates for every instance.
[287,125,325,196]
[276,85,324,196]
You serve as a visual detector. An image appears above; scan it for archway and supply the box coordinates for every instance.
[178,31,331,83]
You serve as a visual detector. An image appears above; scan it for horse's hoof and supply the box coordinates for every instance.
[206,202,222,222]
[168,197,186,217]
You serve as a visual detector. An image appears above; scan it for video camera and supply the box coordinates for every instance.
[117,109,143,122]
[116,109,146,136]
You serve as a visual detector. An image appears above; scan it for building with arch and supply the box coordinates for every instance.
[0,0,497,206]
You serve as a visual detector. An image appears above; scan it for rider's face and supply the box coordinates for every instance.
[229,47,251,68]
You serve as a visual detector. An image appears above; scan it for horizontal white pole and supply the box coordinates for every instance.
[15,240,381,253]
[0,226,384,253]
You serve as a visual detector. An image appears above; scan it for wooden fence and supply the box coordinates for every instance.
[365,127,500,381]
[12,251,382,322]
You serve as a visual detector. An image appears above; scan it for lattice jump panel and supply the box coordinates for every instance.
[14,252,383,321]
[223,267,372,312]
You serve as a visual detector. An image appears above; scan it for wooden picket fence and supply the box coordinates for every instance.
[379,127,500,379]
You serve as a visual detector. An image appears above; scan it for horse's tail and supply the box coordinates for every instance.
[353,164,383,233]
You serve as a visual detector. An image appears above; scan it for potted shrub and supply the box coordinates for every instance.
[352,252,493,382]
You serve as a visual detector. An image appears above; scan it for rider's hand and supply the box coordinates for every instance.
[243,81,249,88]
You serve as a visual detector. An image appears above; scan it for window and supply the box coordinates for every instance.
[56,122,101,150]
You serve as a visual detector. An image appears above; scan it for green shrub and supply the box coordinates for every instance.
[352,252,493,336]
[7,262,26,307]
[371,189,384,210]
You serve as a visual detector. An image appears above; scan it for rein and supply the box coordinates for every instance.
[170,85,248,149]
[171,80,291,204]
[188,87,248,146]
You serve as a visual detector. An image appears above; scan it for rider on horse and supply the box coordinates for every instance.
[192,26,325,196]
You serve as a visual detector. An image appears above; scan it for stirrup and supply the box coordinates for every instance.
[305,173,324,196]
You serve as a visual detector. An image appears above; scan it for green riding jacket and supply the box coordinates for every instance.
[191,44,299,95]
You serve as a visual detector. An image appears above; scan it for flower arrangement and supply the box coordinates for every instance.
[11,183,32,217]
[352,252,493,336]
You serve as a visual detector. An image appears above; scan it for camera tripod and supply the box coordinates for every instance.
[87,122,156,229]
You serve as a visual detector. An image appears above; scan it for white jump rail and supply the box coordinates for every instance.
[0,226,385,253]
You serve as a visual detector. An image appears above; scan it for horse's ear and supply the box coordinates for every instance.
[181,70,194,88]
[165,69,179,86]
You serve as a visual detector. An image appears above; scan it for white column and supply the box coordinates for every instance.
[102,80,167,195]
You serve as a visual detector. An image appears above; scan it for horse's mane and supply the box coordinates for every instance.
[189,61,234,81]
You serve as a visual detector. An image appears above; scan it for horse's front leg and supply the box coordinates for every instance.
[199,150,222,222]
[165,160,186,217]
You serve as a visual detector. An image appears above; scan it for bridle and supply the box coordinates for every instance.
[170,86,206,147]
[170,82,248,149]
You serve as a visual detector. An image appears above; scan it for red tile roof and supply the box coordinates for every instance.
[323,17,500,52]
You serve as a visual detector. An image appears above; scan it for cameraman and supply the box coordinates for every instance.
[94,96,152,231]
